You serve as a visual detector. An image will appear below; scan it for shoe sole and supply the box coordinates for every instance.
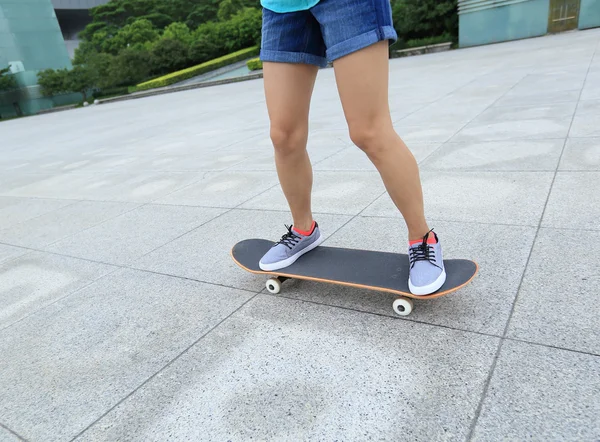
[259,234,325,272]
[408,269,447,296]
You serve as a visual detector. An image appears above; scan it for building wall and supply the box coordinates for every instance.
[459,0,551,47]
[52,0,109,58]
[0,0,85,117]
[579,0,600,29]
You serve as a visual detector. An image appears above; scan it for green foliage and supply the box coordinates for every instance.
[86,52,115,89]
[246,57,262,71]
[136,46,259,91]
[162,22,193,45]
[217,0,243,21]
[104,18,159,55]
[64,65,95,100]
[92,86,130,99]
[37,68,69,96]
[391,0,458,44]
[37,66,95,100]
[108,47,152,86]
[151,38,190,75]
[189,34,221,64]
[185,3,218,28]
[135,13,173,29]
[0,65,17,92]
[193,7,261,57]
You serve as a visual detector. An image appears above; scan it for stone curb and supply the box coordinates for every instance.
[97,72,264,105]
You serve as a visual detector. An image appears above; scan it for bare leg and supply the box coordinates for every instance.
[333,41,430,241]
[263,62,319,231]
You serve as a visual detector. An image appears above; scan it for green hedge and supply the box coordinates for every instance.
[246,57,263,71]
[135,46,259,91]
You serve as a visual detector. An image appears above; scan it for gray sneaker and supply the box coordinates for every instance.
[259,223,324,271]
[408,230,446,295]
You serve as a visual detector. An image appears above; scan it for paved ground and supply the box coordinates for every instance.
[1,29,600,441]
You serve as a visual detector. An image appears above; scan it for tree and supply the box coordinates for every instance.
[107,47,152,86]
[135,12,173,29]
[37,69,69,97]
[65,65,95,101]
[186,3,219,28]
[391,0,458,43]
[104,18,159,55]
[189,34,221,64]
[86,52,115,89]
[162,22,192,45]
[0,65,17,92]
[151,38,189,75]
[217,0,243,21]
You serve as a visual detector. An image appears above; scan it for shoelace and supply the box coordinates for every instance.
[275,225,302,250]
[409,230,442,269]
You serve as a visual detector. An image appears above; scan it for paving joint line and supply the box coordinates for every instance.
[465,41,597,442]
[418,72,531,167]
[265,292,502,340]
[0,422,28,442]
[68,291,262,442]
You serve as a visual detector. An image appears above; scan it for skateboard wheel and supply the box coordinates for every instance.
[393,298,413,316]
[266,278,282,294]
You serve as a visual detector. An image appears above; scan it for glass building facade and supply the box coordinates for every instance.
[459,0,600,47]
[0,0,107,118]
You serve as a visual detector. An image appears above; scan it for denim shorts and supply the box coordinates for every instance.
[260,0,398,68]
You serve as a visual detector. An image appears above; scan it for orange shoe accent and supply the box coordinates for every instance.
[409,232,437,246]
[293,221,316,236]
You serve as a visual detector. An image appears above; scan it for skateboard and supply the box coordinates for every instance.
[231,239,478,316]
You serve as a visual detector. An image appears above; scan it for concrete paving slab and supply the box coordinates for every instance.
[0,269,253,442]
[363,171,554,225]
[542,171,600,230]
[155,171,279,208]
[4,171,204,203]
[133,209,351,291]
[420,139,564,171]
[472,340,600,441]
[452,117,571,142]
[0,426,22,442]
[75,295,499,442]
[46,204,225,265]
[241,171,386,215]
[0,252,117,330]
[507,228,600,354]
[0,201,137,248]
[0,244,27,265]
[0,197,73,230]
[559,137,600,170]
[570,99,600,137]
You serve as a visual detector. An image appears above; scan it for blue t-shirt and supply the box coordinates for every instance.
[261,0,320,13]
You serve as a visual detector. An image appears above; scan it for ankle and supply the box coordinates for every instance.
[408,226,431,242]
[293,218,315,233]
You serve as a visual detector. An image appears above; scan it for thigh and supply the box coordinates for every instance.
[332,41,392,132]
[263,62,319,132]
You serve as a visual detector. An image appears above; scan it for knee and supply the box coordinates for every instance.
[349,124,388,157]
[270,125,307,157]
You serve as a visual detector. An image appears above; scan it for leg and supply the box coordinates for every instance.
[333,41,430,241]
[263,62,319,231]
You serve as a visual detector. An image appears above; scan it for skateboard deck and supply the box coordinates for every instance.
[231,239,478,315]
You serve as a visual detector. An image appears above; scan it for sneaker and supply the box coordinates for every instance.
[259,222,324,271]
[408,229,446,295]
